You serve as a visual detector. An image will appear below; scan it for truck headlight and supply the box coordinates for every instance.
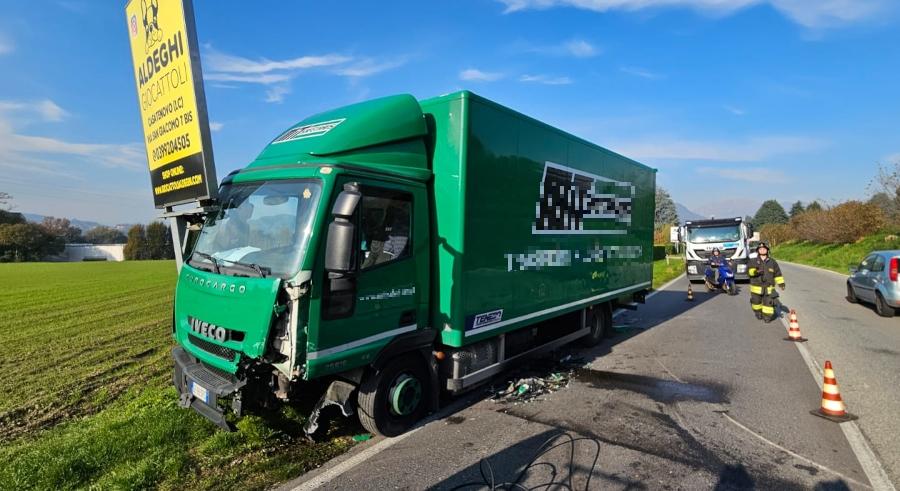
[737,264,747,273]
[688,265,698,274]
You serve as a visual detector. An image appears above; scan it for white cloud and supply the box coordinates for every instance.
[208,121,224,132]
[332,58,407,78]
[620,66,665,79]
[202,46,405,102]
[523,39,600,57]
[563,39,599,57]
[265,85,290,104]
[520,74,573,85]
[698,166,789,182]
[610,135,825,161]
[497,0,892,28]
[0,100,144,171]
[204,48,350,74]
[724,105,746,116]
[37,100,69,122]
[203,72,292,85]
[459,68,504,82]
[0,99,69,123]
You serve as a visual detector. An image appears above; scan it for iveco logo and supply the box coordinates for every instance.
[188,316,228,342]
[185,273,246,294]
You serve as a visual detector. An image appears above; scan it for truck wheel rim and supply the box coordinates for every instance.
[389,374,422,416]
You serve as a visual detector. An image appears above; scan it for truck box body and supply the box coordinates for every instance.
[421,92,655,347]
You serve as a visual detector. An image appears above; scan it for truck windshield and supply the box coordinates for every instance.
[189,180,321,279]
[687,225,740,244]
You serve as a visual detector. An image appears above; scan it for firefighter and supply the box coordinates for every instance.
[748,241,785,322]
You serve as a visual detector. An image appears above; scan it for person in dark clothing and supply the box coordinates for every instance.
[748,242,785,322]
[706,248,724,284]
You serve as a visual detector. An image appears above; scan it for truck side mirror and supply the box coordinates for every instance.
[325,184,361,276]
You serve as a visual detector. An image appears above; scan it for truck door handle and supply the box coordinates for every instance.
[399,310,416,326]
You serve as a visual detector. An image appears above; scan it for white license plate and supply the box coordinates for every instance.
[190,381,209,404]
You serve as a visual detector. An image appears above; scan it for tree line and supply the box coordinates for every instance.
[756,160,900,246]
[0,192,174,262]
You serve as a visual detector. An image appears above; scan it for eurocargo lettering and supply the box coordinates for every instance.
[171,91,656,436]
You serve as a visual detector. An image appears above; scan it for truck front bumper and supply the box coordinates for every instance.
[173,347,245,431]
[685,259,750,281]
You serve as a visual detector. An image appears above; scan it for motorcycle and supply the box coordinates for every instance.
[704,260,737,295]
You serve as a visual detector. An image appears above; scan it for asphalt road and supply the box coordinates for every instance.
[777,262,900,485]
[282,269,896,490]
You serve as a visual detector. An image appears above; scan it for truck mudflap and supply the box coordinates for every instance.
[173,347,245,431]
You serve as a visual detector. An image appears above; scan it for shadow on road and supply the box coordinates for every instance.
[432,430,640,490]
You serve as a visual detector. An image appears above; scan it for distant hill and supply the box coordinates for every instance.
[675,203,705,223]
[23,213,111,232]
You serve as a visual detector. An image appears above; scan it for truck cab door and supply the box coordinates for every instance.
[309,180,425,378]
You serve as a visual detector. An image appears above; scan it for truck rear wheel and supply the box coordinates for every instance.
[357,354,429,437]
[580,302,612,347]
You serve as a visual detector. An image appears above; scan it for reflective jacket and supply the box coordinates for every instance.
[748,256,785,295]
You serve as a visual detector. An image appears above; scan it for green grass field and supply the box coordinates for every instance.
[0,261,352,491]
[652,257,684,288]
[0,259,683,490]
[773,233,900,274]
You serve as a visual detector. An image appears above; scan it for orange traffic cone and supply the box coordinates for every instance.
[686,284,694,301]
[810,361,857,422]
[784,310,807,342]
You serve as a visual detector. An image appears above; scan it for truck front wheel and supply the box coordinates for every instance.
[357,354,429,437]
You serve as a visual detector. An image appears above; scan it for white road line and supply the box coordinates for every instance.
[613,273,686,318]
[781,260,848,278]
[778,314,896,490]
[286,397,473,491]
[721,412,872,489]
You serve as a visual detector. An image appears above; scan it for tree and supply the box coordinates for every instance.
[40,217,83,243]
[0,223,64,262]
[655,187,679,227]
[0,210,25,225]
[145,221,174,259]
[788,201,805,218]
[0,192,24,225]
[868,192,899,223]
[124,224,148,260]
[84,226,126,245]
[806,201,823,212]
[752,200,789,227]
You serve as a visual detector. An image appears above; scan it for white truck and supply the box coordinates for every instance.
[671,217,754,282]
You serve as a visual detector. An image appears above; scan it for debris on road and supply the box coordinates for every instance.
[490,354,585,404]
[352,433,373,442]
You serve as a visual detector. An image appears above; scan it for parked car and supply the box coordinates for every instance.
[847,250,900,317]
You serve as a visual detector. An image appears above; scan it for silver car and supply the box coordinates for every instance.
[847,250,900,317]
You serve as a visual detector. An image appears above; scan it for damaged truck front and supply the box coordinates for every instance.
[172,91,656,437]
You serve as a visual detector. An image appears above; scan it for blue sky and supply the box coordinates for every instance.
[0,0,898,225]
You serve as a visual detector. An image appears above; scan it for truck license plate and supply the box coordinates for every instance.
[190,381,209,404]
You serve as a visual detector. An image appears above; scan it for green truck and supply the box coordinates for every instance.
[172,91,656,436]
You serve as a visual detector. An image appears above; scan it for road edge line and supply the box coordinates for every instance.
[778,315,896,490]
[721,412,872,489]
[289,275,685,490]
[613,273,686,318]
[781,260,848,278]
[284,395,474,491]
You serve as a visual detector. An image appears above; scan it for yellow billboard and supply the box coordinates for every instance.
[125,0,217,207]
